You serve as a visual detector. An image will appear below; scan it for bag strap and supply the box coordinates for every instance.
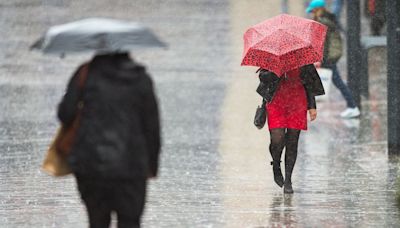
[262,98,266,106]
[76,63,90,109]
[77,63,90,89]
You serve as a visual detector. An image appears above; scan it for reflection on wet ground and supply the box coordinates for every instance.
[292,47,400,227]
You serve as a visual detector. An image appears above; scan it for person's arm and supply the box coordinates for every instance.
[306,90,317,121]
[306,90,317,110]
[57,67,82,126]
[301,65,317,108]
[318,15,338,29]
[301,65,319,121]
[141,76,161,178]
[309,108,317,121]
[257,70,280,101]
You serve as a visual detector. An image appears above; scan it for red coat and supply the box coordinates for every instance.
[266,68,308,130]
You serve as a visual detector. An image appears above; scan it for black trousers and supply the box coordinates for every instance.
[76,177,147,228]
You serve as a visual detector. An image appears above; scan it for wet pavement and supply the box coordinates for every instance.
[1,0,400,227]
[1,0,230,227]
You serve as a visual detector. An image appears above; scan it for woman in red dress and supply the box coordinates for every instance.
[257,64,324,194]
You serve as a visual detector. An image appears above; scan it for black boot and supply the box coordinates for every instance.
[283,179,294,194]
[270,161,284,188]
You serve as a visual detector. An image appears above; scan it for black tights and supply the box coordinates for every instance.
[269,128,300,183]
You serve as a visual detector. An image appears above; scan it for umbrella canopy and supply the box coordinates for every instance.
[31,18,166,55]
[241,14,327,76]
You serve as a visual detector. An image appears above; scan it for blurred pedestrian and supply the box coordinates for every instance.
[307,0,360,118]
[58,52,161,228]
[256,64,325,194]
[281,0,289,13]
[331,0,344,19]
[364,0,386,36]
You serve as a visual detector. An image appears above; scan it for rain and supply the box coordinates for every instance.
[1,0,400,227]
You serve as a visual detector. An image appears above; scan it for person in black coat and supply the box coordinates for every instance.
[58,52,160,228]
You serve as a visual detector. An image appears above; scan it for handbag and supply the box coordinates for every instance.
[254,99,267,129]
[41,128,72,176]
[42,64,90,176]
[315,68,332,102]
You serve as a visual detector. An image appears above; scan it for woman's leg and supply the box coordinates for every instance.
[284,129,301,193]
[269,128,286,187]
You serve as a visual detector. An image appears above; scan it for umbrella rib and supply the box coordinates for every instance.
[281,29,312,46]
[250,35,310,56]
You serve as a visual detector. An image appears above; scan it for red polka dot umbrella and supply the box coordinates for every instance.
[241,14,327,76]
